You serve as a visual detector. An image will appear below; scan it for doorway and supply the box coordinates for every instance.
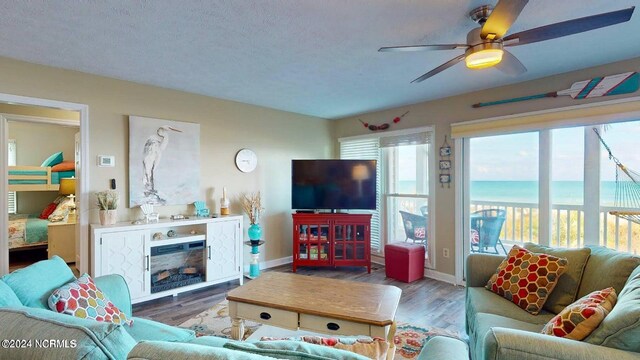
[0,93,89,275]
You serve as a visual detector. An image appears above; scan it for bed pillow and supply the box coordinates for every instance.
[541,287,617,340]
[48,197,74,222]
[41,152,63,167]
[486,245,568,315]
[48,274,133,327]
[51,161,75,172]
[39,203,58,219]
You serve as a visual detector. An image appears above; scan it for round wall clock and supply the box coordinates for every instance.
[235,148,258,173]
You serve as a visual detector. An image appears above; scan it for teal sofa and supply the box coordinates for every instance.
[0,256,466,359]
[466,244,640,360]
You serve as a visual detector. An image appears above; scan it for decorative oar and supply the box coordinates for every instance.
[472,71,639,108]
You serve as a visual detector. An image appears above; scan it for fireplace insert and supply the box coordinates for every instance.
[150,240,205,293]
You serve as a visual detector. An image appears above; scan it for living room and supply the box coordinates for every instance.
[1,2,639,360]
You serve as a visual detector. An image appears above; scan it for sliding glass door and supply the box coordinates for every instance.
[461,121,640,279]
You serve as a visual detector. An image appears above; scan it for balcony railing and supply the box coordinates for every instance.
[471,200,639,255]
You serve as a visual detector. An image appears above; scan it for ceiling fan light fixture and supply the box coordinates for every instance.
[465,48,504,69]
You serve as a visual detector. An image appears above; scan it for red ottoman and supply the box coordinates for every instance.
[385,242,425,283]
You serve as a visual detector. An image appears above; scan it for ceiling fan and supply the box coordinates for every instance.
[379,1,635,83]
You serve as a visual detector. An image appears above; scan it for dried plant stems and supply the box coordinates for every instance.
[241,191,263,224]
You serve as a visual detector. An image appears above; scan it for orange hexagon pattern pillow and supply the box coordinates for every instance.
[541,287,617,340]
[486,245,568,315]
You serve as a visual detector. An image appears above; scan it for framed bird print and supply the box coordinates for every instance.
[129,116,200,207]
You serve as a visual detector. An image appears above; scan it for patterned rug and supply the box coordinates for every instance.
[178,300,466,359]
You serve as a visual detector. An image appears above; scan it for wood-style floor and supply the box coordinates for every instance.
[133,264,467,334]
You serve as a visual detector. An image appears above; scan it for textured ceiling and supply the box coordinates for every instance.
[1,1,639,119]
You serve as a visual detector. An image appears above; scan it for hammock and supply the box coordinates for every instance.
[594,128,640,224]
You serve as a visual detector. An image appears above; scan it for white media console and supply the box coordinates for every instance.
[91,215,243,304]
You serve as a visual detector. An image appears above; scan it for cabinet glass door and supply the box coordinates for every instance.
[296,224,330,264]
[333,224,367,263]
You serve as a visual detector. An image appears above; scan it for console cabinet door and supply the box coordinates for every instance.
[99,229,150,300]
[206,220,240,281]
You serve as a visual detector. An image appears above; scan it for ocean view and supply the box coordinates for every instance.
[398,180,619,206]
[471,181,618,206]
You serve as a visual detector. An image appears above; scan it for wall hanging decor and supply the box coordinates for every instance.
[358,111,409,131]
[472,72,639,108]
[439,135,452,188]
[129,116,200,207]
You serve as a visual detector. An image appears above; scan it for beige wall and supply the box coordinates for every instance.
[333,57,640,276]
[8,121,78,214]
[0,56,333,264]
[0,103,80,121]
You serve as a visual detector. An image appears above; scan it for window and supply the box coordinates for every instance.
[8,139,16,214]
[340,129,434,259]
[382,132,432,262]
[339,138,381,251]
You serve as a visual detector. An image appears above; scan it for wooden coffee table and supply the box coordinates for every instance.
[227,272,402,359]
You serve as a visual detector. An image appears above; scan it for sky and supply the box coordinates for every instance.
[470,121,640,182]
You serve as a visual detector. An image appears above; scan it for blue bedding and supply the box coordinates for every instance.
[8,170,75,185]
[8,214,49,246]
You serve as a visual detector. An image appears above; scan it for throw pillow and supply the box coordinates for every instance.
[523,243,591,314]
[39,203,58,219]
[541,287,617,340]
[260,336,388,360]
[51,161,75,172]
[48,197,74,222]
[48,273,132,326]
[486,245,568,315]
[40,151,63,167]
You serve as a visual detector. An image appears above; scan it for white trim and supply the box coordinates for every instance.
[454,138,465,284]
[0,116,7,273]
[451,95,640,128]
[2,113,79,127]
[424,268,458,285]
[338,126,434,142]
[584,125,601,246]
[0,92,89,275]
[427,132,436,269]
[539,130,552,246]
[243,256,293,273]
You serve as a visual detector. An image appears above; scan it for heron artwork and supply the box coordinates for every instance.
[142,125,182,204]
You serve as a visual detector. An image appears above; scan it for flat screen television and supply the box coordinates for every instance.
[291,159,377,211]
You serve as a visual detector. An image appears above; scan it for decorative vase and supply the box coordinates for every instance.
[248,223,262,243]
[99,209,118,225]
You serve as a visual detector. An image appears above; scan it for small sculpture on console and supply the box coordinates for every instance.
[194,201,210,217]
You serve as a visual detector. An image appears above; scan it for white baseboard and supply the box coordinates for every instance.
[245,255,458,285]
[424,269,458,285]
[244,256,292,272]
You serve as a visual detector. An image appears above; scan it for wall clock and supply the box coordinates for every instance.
[235,149,258,173]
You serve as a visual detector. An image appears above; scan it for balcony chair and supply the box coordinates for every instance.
[419,205,428,217]
[399,210,427,245]
[470,208,507,254]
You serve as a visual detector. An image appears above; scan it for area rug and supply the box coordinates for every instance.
[178,300,466,359]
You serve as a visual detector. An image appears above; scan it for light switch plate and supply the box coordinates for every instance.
[97,155,115,167]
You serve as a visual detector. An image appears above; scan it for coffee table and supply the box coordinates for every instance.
[227,272,402,359]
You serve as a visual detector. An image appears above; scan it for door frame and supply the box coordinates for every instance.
[0,93,89,275]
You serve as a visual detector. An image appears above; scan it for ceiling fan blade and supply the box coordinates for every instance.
[481,0,529,40]
[503,6,635,46]
[495,50,527,76]
[411,54,466,83]
[379,44,468,52]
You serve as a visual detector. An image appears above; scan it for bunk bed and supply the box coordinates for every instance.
[8,165,75,191]
[7,162,76,251]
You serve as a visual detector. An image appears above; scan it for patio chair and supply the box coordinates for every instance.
[399,210,427,245]
[419,205,428,217]
[470,208,507,254]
